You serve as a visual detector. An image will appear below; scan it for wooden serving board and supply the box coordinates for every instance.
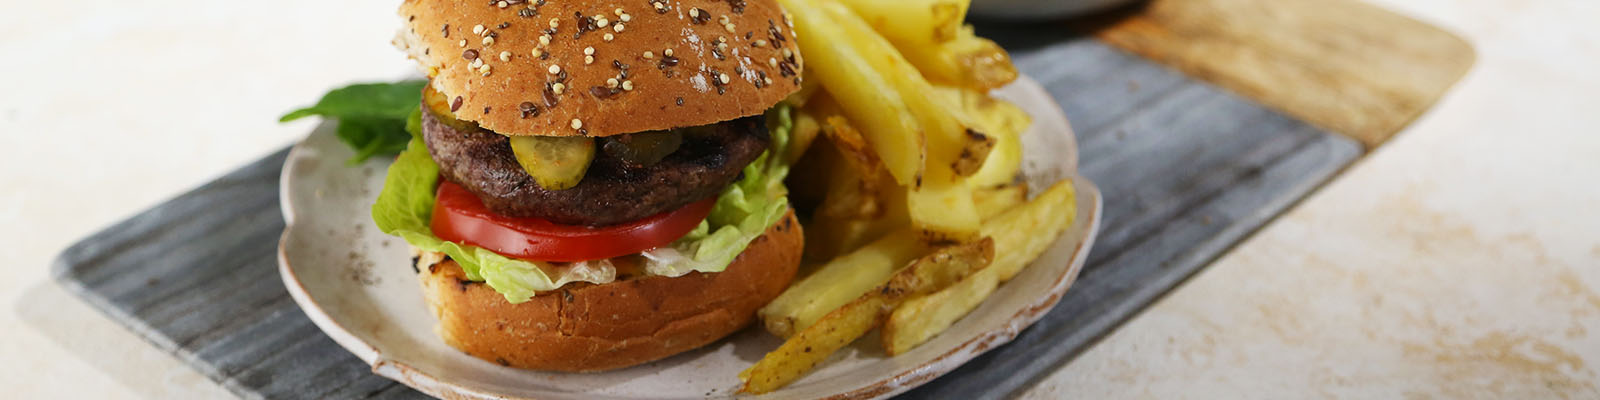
[1089,0,1476,147]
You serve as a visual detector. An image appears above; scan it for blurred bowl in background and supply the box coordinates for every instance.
[970,0,1140,20]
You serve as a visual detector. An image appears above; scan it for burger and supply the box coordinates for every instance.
[377,0,805,371]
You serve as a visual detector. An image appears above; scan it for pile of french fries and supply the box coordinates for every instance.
[741,0,1080,393]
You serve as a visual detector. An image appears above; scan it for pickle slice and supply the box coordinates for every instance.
[421,84,483,132]
[509,135,596,190]
[602,130,684,167]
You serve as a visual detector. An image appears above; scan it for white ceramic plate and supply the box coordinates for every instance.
[278,75,1101,400]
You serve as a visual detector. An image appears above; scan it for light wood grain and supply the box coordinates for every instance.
[1094,0,1475,147]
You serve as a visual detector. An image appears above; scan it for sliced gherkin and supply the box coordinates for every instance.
[509,135,596,190]
[603,130,684,167]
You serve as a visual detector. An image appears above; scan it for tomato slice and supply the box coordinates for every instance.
[431,180,714,262]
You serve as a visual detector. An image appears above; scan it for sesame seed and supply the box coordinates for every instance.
[479,64,492,76]
[642,51,654,59]
[621,80,634,91]
[532,48,544,57]
[753,39,767,47]
[719,73,730,84]
[720,15,730,24]
[482,36,495,46]
[473,24,485,35]
[664,48,674,57]
[764,77,773,85]
[552,82,567,94]
[689,8,699,18]
[604,33,615,41]
[499,51,512,62]
[621,13,631,22]
[585,55,595,64]
[584,46,595,55]
[654,2,665,11]
[570,119,583,129]
[597,17,610,28]
[613,24,625,32]
[768,57,778,67]
[549,18,559,28]
[614,8,624,15]
[497,1,508,8]
[459,39,468,47]
[538,35,551,45]
[470,58,483,68]
[606,78,619,87]
[548,65,561,74]
[782,48,793,58]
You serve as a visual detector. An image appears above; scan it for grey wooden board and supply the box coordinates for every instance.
[52,35,1359,399]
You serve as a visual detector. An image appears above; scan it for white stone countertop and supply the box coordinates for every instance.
[2,0,1595,398]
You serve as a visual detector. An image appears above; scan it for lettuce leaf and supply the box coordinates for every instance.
[639,105,793,277]
[372,105,795,303]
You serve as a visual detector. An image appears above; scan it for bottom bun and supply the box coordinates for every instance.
[417,210,803,372]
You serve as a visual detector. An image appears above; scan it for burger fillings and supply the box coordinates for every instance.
[363,0,806,371]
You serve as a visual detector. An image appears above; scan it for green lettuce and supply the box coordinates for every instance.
[280,81,427,163]
[372,105,795,303]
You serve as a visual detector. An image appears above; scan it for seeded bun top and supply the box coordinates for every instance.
[394,0,804,137]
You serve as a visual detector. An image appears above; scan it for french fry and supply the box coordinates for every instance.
[901,26,1019,92]
[882,265,998,356]
[785,107,822,165]
[814,2,990,242]
[817,148,883,220]
[836,0,970,47]
[880,180,1078,354]
[966,120,1020,188]
[815,114,889,220]
[820,116,885,185]
[748,0,1047,392]
[760,231,925,338]
[972,184,1027,220]
[980,179,1077,281]
[820,2,990,181]
[805,182,908,261]
[934,86,1031,188]
[778,0,926,186]
[906,180,981,243]
[741,239,996,394]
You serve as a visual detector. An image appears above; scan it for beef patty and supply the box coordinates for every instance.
[422,110,769,226]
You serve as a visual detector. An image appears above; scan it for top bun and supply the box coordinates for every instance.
[395,0,804,137]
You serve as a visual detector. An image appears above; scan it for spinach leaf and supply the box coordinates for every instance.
[281,80,426,163]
